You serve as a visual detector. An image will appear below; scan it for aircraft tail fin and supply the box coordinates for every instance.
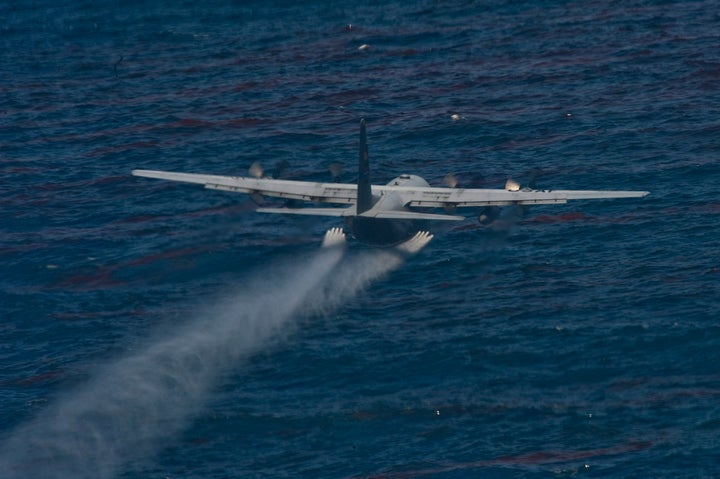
[356,119,373,214]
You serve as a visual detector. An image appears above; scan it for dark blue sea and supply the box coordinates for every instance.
[2,1,719,477]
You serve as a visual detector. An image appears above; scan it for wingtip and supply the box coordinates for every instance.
[131,169,157,178]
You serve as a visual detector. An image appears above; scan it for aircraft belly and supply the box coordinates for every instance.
[346,216,420,247]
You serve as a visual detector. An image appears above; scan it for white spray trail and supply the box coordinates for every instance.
[0,229,347,479]
[302,231,434,316]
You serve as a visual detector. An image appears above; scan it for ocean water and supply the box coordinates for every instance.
[1,0,719,477]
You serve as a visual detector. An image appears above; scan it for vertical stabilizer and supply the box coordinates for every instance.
[356,119,373,214]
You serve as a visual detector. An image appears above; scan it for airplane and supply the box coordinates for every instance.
[132,119,649,247]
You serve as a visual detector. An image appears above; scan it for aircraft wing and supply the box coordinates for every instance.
[375,185,650,208]
[131,169,358,205]
[133,169,648,214]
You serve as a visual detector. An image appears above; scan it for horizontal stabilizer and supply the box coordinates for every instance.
[256,207,463,221]
[363,210,464,221]
[256,207,354,217]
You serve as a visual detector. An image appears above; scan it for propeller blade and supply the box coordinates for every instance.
[443,173,458,188]
[329,162,343,182]
[505,178,521,191]
[248,161,264,179]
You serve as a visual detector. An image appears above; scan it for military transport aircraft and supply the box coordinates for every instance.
[132,119,649,246]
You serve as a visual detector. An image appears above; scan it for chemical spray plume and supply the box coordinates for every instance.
[302,231,433,316]
[0,229,346,479]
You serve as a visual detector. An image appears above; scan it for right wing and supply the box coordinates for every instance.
[131,169,358,205]
[375,185,650,208]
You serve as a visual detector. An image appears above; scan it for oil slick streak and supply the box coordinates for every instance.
[362,440,653,478]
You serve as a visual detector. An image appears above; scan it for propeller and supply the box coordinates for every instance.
[504,178,520,191]
[523,167,543,189]
[248,160,291,180]
[272,160,290,179]
[441,173,459,213]
[248,161,264,179]
[442,167,544,226]
[329,162,343,182]
[478,206,501,224]
[442,173,458,188]
[248,159,334,207]
[476,176,517,225]
[441,170,488,189]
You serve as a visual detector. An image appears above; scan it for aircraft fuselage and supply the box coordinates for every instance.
[347,174,430,246]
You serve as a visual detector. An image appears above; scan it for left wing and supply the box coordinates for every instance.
[131,169,358,205]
